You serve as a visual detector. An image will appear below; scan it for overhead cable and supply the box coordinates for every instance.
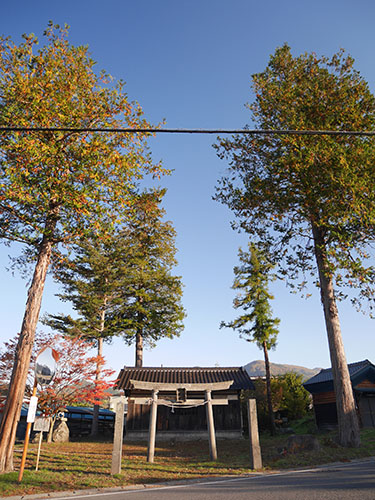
[0,126,375,136]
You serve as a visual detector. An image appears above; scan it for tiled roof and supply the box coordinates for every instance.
[304,359,374,387]
[117,366,254,391]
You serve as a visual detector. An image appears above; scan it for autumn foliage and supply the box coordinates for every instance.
[0,331,115,418]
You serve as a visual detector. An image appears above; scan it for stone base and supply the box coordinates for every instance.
[125,430,243,441]
[53,419,70,443]
[286,434,321,453]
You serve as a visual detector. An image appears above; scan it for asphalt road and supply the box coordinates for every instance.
[33,459,375,500]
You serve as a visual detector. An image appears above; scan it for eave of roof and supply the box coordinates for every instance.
[303,359,375,393]
[116,366,254,391]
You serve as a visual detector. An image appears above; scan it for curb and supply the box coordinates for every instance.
[0,474,263,500]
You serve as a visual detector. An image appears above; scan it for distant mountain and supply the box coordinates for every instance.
[244,360,322,380]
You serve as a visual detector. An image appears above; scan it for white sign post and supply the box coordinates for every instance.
[33,417,51,471]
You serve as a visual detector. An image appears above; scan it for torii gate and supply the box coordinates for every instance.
[129,379,233,462]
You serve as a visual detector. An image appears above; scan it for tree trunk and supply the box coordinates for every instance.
[91,335,104,437]
[135,330,143,368]
[0,231,54,472]
[311,222,360,447]
[263,341,276,436]
[135,292,144,368]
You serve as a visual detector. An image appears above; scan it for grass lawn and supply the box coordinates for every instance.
[0,426,374,498]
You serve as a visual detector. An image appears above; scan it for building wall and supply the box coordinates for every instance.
[313,402,338,429]
[357,394,375,427]
[126,400,242,433]
[312,387,375,429]
[125,429,242,441]
[312,391,336,405]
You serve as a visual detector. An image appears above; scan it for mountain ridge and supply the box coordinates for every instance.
[244,360,322,380]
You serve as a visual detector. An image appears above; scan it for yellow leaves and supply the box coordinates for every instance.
[0,23,165,247]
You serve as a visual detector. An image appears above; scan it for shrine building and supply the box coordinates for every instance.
[116,366,254,441]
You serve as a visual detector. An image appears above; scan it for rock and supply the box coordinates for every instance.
[286,434,320,453]
[52,419,70,443]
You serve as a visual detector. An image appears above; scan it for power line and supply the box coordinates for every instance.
[0,126,375,136]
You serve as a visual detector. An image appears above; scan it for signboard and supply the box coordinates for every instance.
[33,416,51,433]
[27,396,38,423]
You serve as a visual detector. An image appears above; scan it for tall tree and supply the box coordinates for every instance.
[0,23,165,471]
[117,190,185,367]
[43,188,184,432]
[221,243,279,434]
[215,45,375,446]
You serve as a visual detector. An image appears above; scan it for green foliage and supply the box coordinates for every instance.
[277,372,311,421]
[43,189,185,350]
[243,372,310,430]
[215,45,375,308]
[221,243,279,350]
[114,190,185,349]
[242,379,284,431]
[290,415,317,435]
[43,229,131,344]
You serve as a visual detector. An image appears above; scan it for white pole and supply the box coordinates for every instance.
[147,390,159,463]
[205,389,217,461]
[35,432,43,471]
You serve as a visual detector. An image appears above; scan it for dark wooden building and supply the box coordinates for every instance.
[303,359,375,429]
[116,366,254,440]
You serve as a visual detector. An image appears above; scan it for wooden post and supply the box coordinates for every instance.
[205,389,217,461]
[147,390,158,463]
[247,398,262,470]
[111,398,125,475]
[18,382,38,482]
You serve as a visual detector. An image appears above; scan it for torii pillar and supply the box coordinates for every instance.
[147,389,159,463]
[205,389,217,461]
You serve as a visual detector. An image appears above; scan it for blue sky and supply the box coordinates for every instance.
[0,1,374,374]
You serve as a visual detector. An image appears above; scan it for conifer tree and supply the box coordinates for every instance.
[44,189,185,431]
[116,190,185,367]
[43,229,129,436]
[221,243,279,434]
